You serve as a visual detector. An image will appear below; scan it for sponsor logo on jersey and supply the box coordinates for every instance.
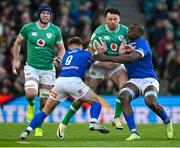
[110,43,117,51]
[37,39,45,46]
[46,33,52,38]
[118,35,124,41]
[32,32,37,36]
[104,35,110,40]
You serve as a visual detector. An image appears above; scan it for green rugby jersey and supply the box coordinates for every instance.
[20,22,63,70]
[89,24,128,56]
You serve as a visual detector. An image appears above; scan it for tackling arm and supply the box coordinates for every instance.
[88,46,96,54]
[93,51,142,64]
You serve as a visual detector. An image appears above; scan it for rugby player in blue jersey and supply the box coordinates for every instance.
[93,24,174,141]
[19,37,109,141]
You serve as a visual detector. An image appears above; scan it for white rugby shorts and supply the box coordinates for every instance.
[127,78,159,95]
[49,77,90,102]
[24,64,56,86]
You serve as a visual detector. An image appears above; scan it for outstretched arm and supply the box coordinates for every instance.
[93,51,142,64]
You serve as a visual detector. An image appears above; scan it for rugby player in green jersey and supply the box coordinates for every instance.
[58,8,132,139]
[12,5,65,136]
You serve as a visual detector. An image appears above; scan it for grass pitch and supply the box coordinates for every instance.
[0,123,179,147]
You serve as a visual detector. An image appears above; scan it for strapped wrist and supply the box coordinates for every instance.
[54,57,62,64]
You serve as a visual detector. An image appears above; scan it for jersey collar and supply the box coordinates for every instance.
[105,24,120,33]
[36,21,50,30]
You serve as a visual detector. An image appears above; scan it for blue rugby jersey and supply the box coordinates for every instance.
[125,37,157,79]
[59,48,93,79]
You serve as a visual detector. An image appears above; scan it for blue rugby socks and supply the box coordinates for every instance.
[159,108,170,124]
[30,111,46,129]
[90,102,102,123]
[124,113,139,135]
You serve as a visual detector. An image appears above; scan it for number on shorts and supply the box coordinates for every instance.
[65,55,73,65]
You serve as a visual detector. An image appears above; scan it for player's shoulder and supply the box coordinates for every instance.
[94,24,106,33]
[79,49,92,57]
[137,37,148,44]
[83,49,91,54]
[22,22,35,29]
[136,37,150,49]
[50,23,61,31]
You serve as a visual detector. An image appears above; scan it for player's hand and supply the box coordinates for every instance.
[119,44,134,54]
[92,52,106,62]
[12,60,20,75]
[53,57,62,75]
[94,41,107,54]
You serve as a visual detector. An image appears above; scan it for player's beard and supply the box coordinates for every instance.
[39,17,49,25]
[109,23,118,31]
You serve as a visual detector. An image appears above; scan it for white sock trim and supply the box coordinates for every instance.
[70,105,77,112]
[27,126,33,132]
[131,128,137,132]
[90,118,98,123]
[116,99,121,103]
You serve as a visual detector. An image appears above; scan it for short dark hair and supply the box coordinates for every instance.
[129,24,144,36]
[104,8,120,16]
[68,37,83,47]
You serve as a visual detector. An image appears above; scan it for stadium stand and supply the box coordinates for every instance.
[0,0,179,99]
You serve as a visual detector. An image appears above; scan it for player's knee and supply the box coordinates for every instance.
[25,89,37,99]
[88,97,100,104]
[86,78,100,90]
[144,90,158,108]
[119,87,135,101]
[119,88,134,109]
[25,80,38,98]
[144,97,157,109]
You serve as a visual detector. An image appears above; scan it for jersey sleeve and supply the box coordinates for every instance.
[89,26,101,48]
[134,40,149,58]
[89,32,97,48]
[56,27,63,43]
[85,51,94,65]
[19,24,29,40]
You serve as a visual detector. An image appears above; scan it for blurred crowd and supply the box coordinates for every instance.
[0,0,107,97]
[0,0,179,97]
[138,0,180,94]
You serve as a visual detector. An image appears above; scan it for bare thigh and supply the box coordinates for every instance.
[85,77,103,90]
[79,88,99,104]
[110,70,128,89]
